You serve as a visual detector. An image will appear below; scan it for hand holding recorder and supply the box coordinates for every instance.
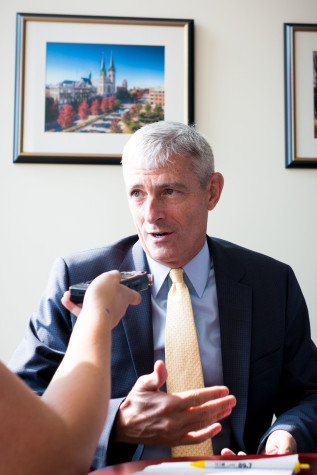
[69,271,153,304]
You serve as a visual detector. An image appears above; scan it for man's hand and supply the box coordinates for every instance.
[113,360,236,447]
[61,294,83,317]
[261,430,297,455]
[221,448,246,456]
[221,429,297,456]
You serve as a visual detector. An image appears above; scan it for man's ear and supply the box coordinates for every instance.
[207,173,224,211]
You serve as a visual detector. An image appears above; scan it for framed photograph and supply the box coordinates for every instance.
[284,23,317,168]
[13,13,194,164]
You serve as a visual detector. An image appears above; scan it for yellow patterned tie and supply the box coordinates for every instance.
[165,268,213,457]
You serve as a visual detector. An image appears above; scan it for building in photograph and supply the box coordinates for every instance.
[98,52,116,97]
[47,74,97,105]
[149,86,165,110]
[47,52,117,105]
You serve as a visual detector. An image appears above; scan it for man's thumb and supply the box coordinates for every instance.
[136,360,168,391]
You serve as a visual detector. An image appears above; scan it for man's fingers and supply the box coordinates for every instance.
[180,404,234,435]
[61,291,83,316]
[129,379,235,429]
[221,448,247,456]
[178,422,222,446]
[175,386,231,408]
[221,448,235,456]
[174,389,236,418]
[187,394,236,416]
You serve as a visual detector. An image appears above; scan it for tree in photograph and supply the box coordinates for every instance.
[114,99,121,111]
[78,100,90,120]
[128,121,141,133]
[145,102,152,114]
[57,104,76,129]
[45,97,59,123]
[153,104,164,120]
[110,118,122,133]
[129,89,145,103]
[90,98,100,116]
[50,101,60,121]
[137,101,164,126]
[116,88,129,101]
[129,104,140,118]
[101,97,110,113]
[122,111,131,126]
[108,96,115,111]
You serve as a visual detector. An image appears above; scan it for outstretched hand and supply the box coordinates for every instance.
[113,360,236,447]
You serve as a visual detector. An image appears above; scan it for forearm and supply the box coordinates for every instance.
[45,270,142,469]
[0,361,97,475]
[2,269,140,473]
[42,306,112,469]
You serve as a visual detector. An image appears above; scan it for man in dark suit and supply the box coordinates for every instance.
[9,121,317,470]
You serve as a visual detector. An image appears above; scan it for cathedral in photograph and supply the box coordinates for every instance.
[47,52,119,105]
[97,52,116,97]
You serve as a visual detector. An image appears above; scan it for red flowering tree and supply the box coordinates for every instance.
[90,98,100,115]
[78,100,90,120]
[101,97,110,113]
[108,96,115,110]
[57,104,76,129]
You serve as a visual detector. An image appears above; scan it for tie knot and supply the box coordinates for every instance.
[169,268,184,284]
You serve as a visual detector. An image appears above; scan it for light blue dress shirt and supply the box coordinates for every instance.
[142,240,231,458]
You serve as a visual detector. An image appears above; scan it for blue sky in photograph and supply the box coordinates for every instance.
[46,42,165,89]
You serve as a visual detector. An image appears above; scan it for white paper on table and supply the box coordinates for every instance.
[134,454,299,475]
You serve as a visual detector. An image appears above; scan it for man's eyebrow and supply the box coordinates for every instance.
[128,183,143,189]
[129,182,188,190]
[158,182,187,190]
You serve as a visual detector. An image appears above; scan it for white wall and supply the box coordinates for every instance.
[1,0,317,363]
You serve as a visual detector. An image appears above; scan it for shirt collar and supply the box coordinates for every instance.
[146,240,211,298]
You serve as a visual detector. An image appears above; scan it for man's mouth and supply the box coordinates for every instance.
[150,232,171,238]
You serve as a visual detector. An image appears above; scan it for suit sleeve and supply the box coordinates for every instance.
[259,266,317,453]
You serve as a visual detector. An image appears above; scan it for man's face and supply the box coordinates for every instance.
[123,155,222,268]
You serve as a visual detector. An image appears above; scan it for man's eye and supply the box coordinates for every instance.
[131,190,140,198]
[165,189,175,195]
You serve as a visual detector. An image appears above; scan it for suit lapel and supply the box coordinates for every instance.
[208,238,252,450]
[119,240,154,376]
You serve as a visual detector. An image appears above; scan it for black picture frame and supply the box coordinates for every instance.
[13,13,194,164]
[284,23,317,168]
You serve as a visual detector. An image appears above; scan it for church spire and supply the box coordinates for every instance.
[101,53,106,74]
[108,51,115,84]
[109,51,115,71]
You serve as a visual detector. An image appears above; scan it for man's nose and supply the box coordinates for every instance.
[144,196,164,223]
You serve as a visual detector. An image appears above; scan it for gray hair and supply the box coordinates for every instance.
[121,121,215,188]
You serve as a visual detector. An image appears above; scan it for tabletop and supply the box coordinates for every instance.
[90,454,317,474]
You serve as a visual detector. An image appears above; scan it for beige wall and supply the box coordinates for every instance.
[1,0,317,363]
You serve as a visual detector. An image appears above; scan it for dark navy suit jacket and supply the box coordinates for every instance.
[8,235,317,469]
